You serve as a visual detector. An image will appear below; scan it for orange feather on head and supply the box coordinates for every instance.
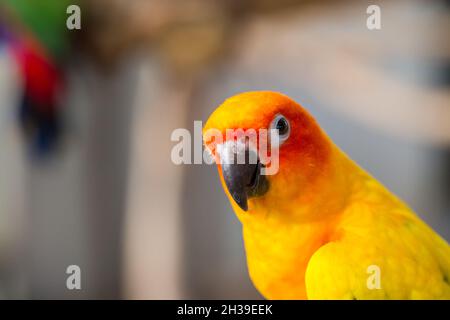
[203,91,340,221]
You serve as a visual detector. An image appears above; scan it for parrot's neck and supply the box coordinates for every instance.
[241,144,367,299]
[242,215,338,299]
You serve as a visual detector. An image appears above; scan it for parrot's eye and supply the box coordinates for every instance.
[270,114,290,145]
[276,117,289,135]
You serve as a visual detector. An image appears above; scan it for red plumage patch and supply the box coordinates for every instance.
[10,38,62,113]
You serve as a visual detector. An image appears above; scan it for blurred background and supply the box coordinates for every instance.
[0,0,449,299]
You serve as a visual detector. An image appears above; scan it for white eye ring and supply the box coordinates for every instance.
[270,114,290,146]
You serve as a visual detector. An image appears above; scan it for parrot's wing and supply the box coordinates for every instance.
[305,240,389,299]
[305,224,450,300]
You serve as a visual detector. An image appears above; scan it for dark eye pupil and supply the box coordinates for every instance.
[276,118,288,135]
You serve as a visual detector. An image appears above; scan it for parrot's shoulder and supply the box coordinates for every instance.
[305,204,450,299]
[305,238,450,299]
[305,239,388,299]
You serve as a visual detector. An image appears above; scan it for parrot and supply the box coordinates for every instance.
[202,91,450,300]
[1,0,75,156]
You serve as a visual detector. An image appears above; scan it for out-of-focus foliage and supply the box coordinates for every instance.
[4,0,77,59]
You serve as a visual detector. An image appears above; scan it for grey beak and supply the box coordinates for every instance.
[220,146,269,211]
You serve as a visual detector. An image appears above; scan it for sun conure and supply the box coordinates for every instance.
[203,91,450,300]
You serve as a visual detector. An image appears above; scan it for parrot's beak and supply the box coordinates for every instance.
[218,141,269,211]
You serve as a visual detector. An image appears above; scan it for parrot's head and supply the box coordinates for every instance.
[203,91,339,222]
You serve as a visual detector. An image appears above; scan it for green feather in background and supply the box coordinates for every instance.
[4,0,79,60]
